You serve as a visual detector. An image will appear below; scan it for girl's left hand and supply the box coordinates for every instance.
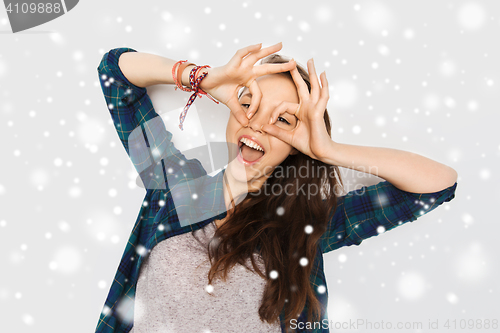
[261,58,333,161]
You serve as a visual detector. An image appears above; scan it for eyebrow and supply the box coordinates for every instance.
[238,87,252,98]
[238,94,298,119]
[240,91,252,98]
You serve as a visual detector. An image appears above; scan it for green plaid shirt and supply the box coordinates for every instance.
[95,47,458,333]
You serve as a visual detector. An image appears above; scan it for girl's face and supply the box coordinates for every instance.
[225,73,300,190]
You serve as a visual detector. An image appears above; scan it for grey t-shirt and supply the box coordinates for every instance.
[131,221,282,333]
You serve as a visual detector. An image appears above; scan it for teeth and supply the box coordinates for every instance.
[239,137,264,152]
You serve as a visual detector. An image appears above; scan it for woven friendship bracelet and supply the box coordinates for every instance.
[178,66,209,130]
[192,66,220,105]
[189,65,209,86]
[180,65,207,129]
[188,65,218,103]
[178,65,219,130]
[172,60,220,131]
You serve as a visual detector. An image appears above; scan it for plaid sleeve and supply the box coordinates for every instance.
[97,47,206,192]
[320,180,458,254]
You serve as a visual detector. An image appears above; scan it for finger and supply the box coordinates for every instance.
[253,60,296,77]
[234,43,262,60]
[261,123,294,145]
[319,72,330,109]
[244,42,283,64]
[268,101,297,125]
[246,80,262,119]
[307,58,321,101]
[226,97,249,127]
[289,66,309,100]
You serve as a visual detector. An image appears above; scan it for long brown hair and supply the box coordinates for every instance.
[193,54,344,331]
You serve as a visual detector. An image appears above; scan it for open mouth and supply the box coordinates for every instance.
[237,136,265,166]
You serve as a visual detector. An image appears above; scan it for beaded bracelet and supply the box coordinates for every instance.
[176,61,196,91]
[172,60,194,92]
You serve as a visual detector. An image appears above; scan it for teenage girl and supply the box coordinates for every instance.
[95,42,458,333]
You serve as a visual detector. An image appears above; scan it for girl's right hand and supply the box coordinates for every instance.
[198,42,296,126]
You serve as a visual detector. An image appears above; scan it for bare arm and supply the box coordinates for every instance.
[321,142,458,193]
[118,51,196,88]
[258,56,457,194]
[116,43,296,126]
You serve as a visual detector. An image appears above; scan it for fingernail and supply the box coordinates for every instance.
[247,112,253,119]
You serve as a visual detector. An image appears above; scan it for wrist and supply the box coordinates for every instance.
[320,140,343,166]
[198,67,212,91]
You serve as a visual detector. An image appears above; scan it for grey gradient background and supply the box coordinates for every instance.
[0,1,498,332]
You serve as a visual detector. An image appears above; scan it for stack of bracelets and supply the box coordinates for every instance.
[172,60,219,130]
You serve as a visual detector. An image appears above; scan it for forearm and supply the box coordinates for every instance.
[322,141,458,193]
[118,51,196,88]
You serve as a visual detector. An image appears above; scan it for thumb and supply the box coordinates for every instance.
[261,124,292,145]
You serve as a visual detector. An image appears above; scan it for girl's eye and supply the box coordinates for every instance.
[241,104,250,109]
[277,116,290,125]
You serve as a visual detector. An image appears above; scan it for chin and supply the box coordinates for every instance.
[226,158,255,183]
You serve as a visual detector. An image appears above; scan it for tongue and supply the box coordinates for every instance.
[241,144,264,162]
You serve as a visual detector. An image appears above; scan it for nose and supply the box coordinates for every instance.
[249,120,263,133]
[247,106,269,134]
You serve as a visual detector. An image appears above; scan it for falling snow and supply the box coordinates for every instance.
[1,0,496,331]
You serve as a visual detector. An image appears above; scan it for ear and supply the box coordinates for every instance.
[290,147,299,155]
